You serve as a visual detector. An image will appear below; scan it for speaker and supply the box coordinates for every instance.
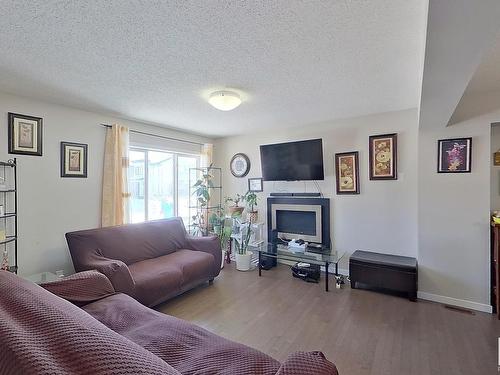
[260,230,278,269]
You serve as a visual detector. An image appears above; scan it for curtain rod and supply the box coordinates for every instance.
[100,124,205,147]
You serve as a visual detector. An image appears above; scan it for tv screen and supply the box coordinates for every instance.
[260,139,324,181]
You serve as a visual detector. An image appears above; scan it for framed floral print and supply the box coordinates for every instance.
[61,142,88,178]
[8,112,43,156]
[335,151,360,194]
[437,137,472,173]
[369,133,397,180]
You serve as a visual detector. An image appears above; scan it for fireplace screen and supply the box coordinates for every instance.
[276,210,316,236]
[271,204,322,243]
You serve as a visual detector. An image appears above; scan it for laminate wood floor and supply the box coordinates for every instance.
[157,264,500,375]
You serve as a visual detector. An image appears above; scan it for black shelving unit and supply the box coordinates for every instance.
[188,166,222,236]
[0,159,17,273]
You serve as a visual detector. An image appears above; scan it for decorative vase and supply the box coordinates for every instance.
[248,211,258,223]
[229,206,244,216]
[235,251,253,271]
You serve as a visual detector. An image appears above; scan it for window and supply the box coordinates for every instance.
[129,147,199,226]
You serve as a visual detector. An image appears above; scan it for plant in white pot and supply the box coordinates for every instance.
[234,224,253,271]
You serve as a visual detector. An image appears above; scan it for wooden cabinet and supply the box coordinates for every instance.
[491,223,500,319]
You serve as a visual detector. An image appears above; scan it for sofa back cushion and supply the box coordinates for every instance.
[66,217,188,266]
[0,270,181,375]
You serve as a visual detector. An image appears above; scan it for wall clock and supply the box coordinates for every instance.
[230,153,250,177]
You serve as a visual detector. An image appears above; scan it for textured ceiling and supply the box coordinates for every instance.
[0,1,425,137]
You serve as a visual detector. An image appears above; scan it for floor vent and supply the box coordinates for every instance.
[444,305,475,315]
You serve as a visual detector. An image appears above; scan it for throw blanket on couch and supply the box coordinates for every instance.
[0,270,338,375]
[0,270,180,375]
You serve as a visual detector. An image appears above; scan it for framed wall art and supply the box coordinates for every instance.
[437,137,472,173]
[369,133,397,180]
[248,177,263,192]
[61,142,88,178]
[335,151,359,194]
[8,112,43,156]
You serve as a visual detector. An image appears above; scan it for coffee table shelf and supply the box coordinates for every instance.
[252,243,345,291]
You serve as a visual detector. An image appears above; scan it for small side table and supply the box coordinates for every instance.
[24,272,60,284]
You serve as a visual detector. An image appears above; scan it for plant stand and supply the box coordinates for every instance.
[188,167,222,236]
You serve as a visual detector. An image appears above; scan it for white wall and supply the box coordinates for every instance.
[0,91,211,277]
[491,124,500,211]
[418,110,500,312]
[214,109,419,270]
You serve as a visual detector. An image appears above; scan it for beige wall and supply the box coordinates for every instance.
[215,106,498,312]
[418,109,499,312]
[214,109,419,272]
[0,92,211,277]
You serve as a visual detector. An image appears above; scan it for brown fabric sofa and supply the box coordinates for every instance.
[66,217,221,307]
[0,270,339,375]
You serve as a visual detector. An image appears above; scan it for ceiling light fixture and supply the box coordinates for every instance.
[208,90,242,111]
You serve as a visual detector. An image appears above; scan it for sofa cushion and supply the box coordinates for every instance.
[166,249,216,284]
[67,217,188,266]
[129,249,215,306]
[129,256,183,306]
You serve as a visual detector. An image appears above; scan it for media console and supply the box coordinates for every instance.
[263,196,330,269]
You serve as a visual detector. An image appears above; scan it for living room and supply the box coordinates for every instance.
[0,1,499,374]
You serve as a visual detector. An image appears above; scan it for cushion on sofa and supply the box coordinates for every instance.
[129,249,215,306]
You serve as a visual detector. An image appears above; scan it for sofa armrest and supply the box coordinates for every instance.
[185,235,222,277]
[276,351,338,375]
[80,250,135,296]
[41,270,116,306]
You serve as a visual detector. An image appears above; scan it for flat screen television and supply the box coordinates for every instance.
[260,139,324,181]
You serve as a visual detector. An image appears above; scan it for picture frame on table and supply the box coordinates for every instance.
[335,151,360,194]
[248,177,263,192]
[61,142,88,178]
[437,137,472,173]
[369,133,397,180]
[8,112,43,156]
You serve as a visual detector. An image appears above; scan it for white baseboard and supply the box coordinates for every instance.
[417,291,492,314]
[277,260,491,313]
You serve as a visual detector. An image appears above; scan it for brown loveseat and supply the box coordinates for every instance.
[0,270,339,374]
[66,217,221,307]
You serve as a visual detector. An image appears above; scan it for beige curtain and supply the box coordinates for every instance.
[201,143,213,168]
[101,124,130,227]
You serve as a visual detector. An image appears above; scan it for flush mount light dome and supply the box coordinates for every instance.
[208,90,242,111]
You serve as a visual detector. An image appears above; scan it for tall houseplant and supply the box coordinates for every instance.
[191,169,213,236]
[234,223,253,271]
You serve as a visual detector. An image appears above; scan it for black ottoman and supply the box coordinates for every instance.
[349,250,417,301]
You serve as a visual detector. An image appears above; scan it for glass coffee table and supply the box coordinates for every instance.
[252,243,345,292]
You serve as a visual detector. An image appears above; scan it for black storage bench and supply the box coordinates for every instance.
[349,250,417,301]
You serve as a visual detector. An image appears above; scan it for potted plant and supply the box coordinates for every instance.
[244,192,258,223]
[192,169,213,235]
[209,208,224,234]
[225,194,245,216]
[234,224,253,271]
